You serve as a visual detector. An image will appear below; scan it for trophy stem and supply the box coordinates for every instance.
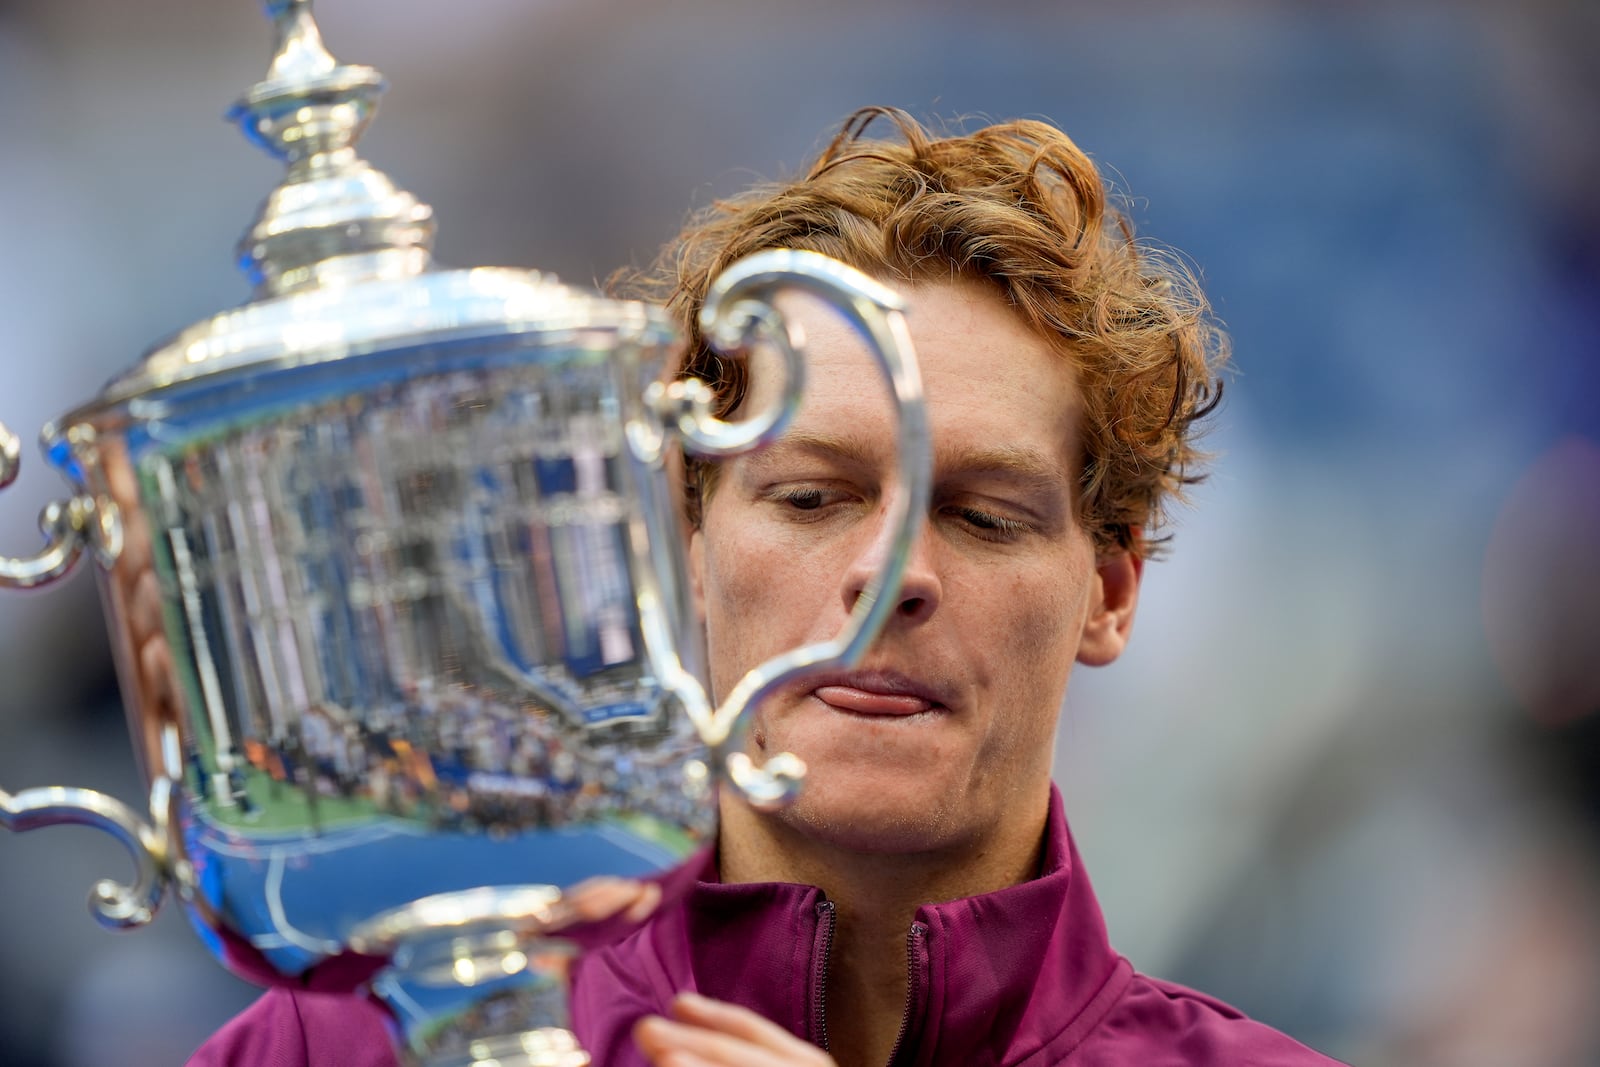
[373,930,590,1067]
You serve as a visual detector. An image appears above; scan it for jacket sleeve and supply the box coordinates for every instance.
[570,946,679,1067]
[186,988,399,1067]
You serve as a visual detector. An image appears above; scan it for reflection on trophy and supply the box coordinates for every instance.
[0,3,929,1066]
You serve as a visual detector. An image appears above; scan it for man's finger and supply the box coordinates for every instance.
[668,991,831,1058]
[633,998,836,1067]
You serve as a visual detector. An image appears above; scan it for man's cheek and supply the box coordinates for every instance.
[717,539,810,612]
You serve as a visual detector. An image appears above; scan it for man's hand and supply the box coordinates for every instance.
[633,992,839,1067]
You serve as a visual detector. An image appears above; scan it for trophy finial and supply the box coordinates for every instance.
[228,0,435,296]
[261,0,339,97]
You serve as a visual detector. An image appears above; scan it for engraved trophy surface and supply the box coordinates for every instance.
[0,3,929,1066]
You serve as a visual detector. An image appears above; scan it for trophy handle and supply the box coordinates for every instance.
[0,777,172,929]
[0,419,100,589]
[652,249,932,809]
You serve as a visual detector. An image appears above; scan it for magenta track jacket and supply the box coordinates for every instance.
[189,790,1346,1066]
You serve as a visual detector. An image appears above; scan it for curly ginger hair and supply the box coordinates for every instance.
[615,106,1228,557]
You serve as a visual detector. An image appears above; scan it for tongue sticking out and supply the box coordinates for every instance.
[814,685,934,716]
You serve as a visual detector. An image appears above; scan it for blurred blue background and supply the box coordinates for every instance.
[2,1,1597,1064]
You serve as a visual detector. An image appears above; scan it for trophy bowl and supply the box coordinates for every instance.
[0,4,930,1065]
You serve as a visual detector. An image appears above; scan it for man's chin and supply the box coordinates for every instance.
[766,789,959,857]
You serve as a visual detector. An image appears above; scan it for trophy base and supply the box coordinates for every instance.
[408,1028,590,1067]
[372,926,591,1067]
[353,884,660,1067]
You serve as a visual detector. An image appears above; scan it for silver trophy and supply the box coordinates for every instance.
[0,3,929,1065]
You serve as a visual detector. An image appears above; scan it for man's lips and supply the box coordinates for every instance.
[813,686,934,715]
[807,672,946,716]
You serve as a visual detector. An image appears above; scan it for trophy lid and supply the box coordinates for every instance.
[73,0,670,423]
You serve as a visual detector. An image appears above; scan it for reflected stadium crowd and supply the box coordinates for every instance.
[222,682,706,839]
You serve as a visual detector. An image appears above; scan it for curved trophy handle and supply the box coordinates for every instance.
[0,420,93,590]
[644,299,806,459]
[0,778,170,929]
[652,249,932,810]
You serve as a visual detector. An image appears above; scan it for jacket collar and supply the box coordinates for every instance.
[902,787,1124,1062]
[664,786,1125,1061]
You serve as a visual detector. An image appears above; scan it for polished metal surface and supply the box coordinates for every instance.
[228,0,431,300]
[0,779,170,928]
[0,3,929,1065]
[0,419,95,589]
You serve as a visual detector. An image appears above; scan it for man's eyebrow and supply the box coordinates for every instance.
[747,433,1071,491]
[744,431,879,471]
[942,445,1075,504]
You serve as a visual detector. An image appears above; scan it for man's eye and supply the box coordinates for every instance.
[775,487,827,510]
[950,506,1029,539]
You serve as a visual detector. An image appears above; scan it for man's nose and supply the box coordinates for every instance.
[840,509,941,625]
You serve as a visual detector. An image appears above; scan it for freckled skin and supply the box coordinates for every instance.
[690,279,1137,868]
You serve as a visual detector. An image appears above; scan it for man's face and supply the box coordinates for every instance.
[689,279,1139,858]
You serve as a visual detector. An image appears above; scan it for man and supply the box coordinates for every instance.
[193,108,1344,1066]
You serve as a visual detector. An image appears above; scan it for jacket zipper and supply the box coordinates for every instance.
[885,921,926,1066]
[812,907,927,1065]
[811,899,837,1051]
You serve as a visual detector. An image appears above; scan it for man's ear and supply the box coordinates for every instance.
[687,526,707,621]
[1076,549,1142,667]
